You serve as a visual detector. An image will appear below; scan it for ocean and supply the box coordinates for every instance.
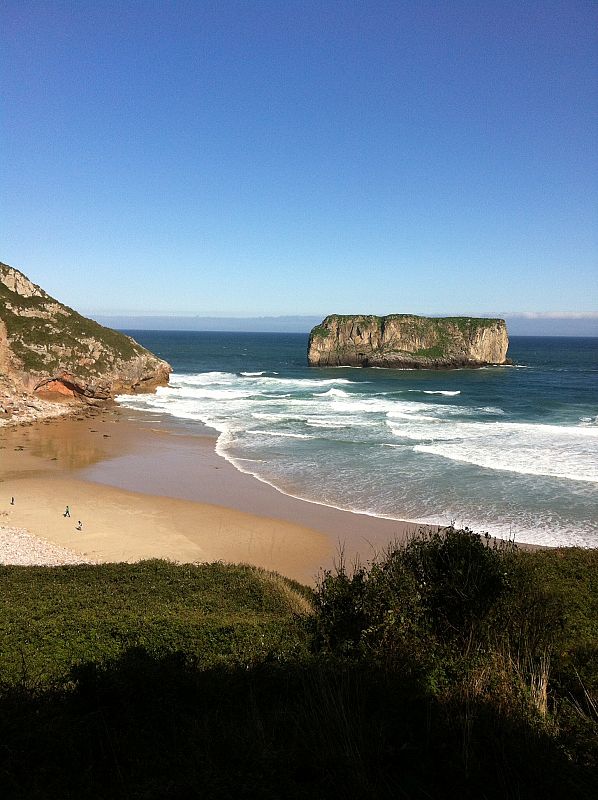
[117,332,598,548]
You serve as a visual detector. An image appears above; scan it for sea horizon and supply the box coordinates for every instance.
[91,314,598,337]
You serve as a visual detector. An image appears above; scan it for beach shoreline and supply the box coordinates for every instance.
[0,405,433,583]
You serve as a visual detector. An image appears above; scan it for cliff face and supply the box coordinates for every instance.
[308,314,509,369]
[0,262,171,404]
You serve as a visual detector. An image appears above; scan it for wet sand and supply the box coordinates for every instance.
[0,407,429,583]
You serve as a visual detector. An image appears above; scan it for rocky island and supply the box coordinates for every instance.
[1,261,170,421]
[308,314,509,368]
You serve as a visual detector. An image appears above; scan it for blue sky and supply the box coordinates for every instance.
[2,1,597,327]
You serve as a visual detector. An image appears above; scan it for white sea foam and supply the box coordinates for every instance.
[386,400,469,419]
[305,418,350,429]
[254,376,358,387]
[423,390,461,396]
[408,513,596,548]
[245,430,314,439]
[174,388,254,400]
[173,371,235,385]
[386,412,437,423]
[326,395,404,414]
[410,422,598,483]
[408,389,461,396]
[313,388,351,398]
[387,423,461,441]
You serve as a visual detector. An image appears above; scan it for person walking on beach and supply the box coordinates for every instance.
[64,505,70,518]
[10,497,14,505]
[76,520,82,531]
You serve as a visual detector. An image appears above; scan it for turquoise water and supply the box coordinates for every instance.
[118,333,598,547]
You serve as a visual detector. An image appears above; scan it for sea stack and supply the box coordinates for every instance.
[0,261,171,403]
[308,314,509,369]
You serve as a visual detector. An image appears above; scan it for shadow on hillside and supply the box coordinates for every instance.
[1,646,594,800]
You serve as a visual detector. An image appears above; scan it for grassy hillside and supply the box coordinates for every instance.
[0,262,144,374]
[0,536,596,799]
[0,560,310,683]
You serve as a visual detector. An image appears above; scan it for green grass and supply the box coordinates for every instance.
[0,560,310,684]
[0,537,595,799]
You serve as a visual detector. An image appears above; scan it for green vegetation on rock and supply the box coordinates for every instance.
[322,313,501,329]
[0,263,142,375]
[309,323,331,339]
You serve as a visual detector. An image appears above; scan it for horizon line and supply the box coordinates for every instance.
[87,311,598,320]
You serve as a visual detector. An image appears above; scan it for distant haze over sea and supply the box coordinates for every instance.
[90,314,598,338]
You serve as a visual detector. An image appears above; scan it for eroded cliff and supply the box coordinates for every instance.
[0,262,171,410]
[308,314,509,368]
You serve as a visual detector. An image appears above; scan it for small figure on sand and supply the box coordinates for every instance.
[76,520,83,531]
[64,505,70,518]
[10,497,14,505]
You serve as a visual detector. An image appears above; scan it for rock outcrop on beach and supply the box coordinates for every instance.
[0,261,171,416]
[308,314,509,368]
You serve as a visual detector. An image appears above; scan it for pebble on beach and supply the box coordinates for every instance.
[0,526,96,566]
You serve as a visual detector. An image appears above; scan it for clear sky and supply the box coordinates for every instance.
[2,1,597,325]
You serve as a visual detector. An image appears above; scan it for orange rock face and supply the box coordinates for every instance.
[40,380,77,397]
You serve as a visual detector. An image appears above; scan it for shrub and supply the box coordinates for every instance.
[313,527,513,664]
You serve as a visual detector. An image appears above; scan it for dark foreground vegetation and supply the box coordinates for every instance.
[0,530,596,799]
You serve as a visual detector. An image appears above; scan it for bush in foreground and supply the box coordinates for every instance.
[313,528,598,794]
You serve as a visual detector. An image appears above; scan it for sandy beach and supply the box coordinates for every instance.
[0,406,427,583]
